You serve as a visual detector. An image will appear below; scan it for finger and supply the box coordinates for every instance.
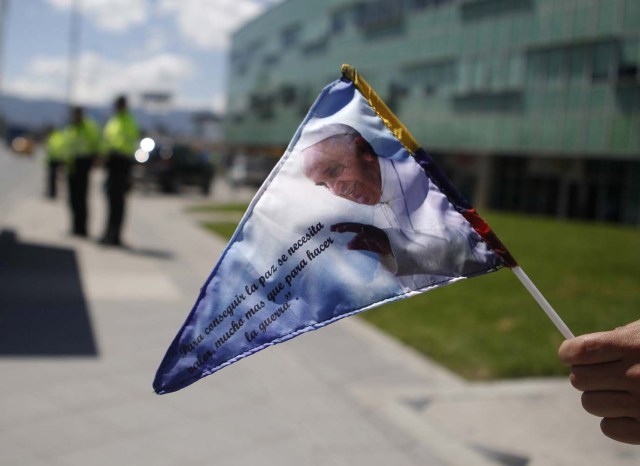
[600,417,640,445]
[331,222,363,233]
[568,360,631,391]
[559,332,631,366]
[620,320,640,331]
[581,391,640,418]
[347,235,372,252]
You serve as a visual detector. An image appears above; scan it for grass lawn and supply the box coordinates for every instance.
[202,222,243,241]
[193,204,640,380]
[188,202,251,214]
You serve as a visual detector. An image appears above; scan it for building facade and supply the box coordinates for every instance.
[226,0,640,225]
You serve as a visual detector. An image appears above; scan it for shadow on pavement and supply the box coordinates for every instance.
[119,246,174,260]
[0,229,98,356]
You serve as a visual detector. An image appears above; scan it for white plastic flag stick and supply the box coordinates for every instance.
[512,266,574,339]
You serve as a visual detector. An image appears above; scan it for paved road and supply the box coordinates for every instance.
[1,147,637,466]
[0,146,38,215]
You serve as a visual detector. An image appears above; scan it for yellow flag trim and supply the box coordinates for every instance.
[341,64,420,155]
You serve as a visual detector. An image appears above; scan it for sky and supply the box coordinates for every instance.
[1,0,282,112]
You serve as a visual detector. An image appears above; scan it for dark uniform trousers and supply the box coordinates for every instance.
[47,160,63,199]
[67,156,94,236]
[102,152,133,245]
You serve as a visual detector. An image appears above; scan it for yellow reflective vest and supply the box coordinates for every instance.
[102,110,140,156]
[66,118,101,159]
[45,130,69,162]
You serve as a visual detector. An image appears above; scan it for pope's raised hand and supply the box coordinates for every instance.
[331,222,392,255]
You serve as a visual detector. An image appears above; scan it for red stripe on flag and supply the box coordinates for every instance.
[461,209,518,268]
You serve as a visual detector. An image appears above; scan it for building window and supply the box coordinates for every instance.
[617,39,640,84]
[546,49,566,87]
[404,59,457,95]
[568,45,589,85]
[302,38,328,56]
[386,82,409,112]
[262,53,279,67]
[330,11,346,33]
[231,113,245,124]
[281,24,301,48]
[452,92,523,113]
[250,93,275,120]
[279,84,297,106]
[459,56,522,93]
[412,0,453,11]
[461,0,533,21]
[526,41,619,87]
[591,42,614,82]
[357,0,405,36]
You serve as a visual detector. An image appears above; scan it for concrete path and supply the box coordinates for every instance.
[1,148,637,466]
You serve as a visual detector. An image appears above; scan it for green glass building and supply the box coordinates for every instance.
[226,0,640,225]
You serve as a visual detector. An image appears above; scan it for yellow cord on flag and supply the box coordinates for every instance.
[341,64,421,155]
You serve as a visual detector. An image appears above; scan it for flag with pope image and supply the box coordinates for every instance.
[153,65,513,394]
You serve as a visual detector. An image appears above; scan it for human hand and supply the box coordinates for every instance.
[330,222,392,255]
[558,320,640,444]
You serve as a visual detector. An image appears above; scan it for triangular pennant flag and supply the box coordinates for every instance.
[153,65,518,394]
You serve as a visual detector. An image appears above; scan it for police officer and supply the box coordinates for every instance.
[44,126,68,199]
[100,95,139,246]
[66,106,100,237]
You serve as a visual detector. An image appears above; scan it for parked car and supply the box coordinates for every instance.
[136,142,214,195]
[6,126,35,156]
[227,153,277,187]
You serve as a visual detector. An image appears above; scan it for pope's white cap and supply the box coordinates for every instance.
[296,122,361,152]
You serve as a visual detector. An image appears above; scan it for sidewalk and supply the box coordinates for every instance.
[1,151,637,465]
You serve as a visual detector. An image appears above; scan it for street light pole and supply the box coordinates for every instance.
[66,0,80,106]
[0,0,8,138]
